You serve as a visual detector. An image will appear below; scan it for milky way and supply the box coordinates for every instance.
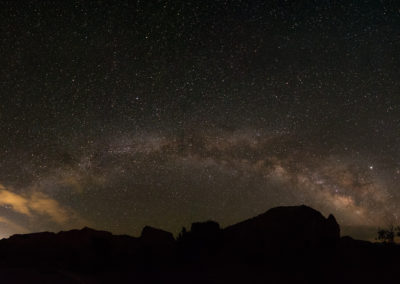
[0,1,400,240]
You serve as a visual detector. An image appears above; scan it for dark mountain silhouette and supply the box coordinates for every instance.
[0,205,398,283]
[224,205,340,249]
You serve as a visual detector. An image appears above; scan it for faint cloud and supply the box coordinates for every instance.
[0,186,30,215]
[29,192,69,224]
[0,215,28,234]
[0,184,82,226]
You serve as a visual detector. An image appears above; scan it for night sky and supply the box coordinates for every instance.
[0,0,400,240]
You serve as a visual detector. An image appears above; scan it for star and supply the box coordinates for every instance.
[0,0,398,243]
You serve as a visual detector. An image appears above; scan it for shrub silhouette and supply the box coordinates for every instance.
[376,225,399,243]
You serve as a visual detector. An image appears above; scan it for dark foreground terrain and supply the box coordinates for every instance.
[0,205,398,283]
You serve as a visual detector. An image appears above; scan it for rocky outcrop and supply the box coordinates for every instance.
[2,205,391,284]
[139,226,176,265]
[223,205,340,253]
[177,221,222,262]
[0,227,140,269]
[140,226,175,246]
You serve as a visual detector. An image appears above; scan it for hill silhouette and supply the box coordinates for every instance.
[0,205,398,283]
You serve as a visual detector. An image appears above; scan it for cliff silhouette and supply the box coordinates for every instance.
[0,205,398,283]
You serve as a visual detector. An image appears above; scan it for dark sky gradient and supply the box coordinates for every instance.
[0,0,400,240]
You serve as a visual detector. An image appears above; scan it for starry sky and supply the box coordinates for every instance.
[0,0,399,240]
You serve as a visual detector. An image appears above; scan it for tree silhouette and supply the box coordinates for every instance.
[376,225,397,243]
